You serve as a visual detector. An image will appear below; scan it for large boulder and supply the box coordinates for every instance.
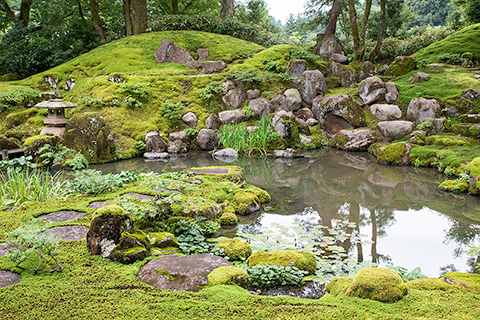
[222,89,246,109]
[286,59,307,85]
[248,98,271,119]
[330,62,356,87]
[284,88,302,111]
[196,129,219,150]
[145,131,167,153]
[270,94,288,112]
[377,121,415,141]
[154,39,194,64]
[63,112,116,163]
[385,56,416,77]
[385,82,399,104]
[0,137,21,149]
[370,104,402,121]
[312,94,365,135]
[205,113,220,130]
[272,110,299,143]
[246,89,261,100]
[295,107,314,121]
[168,131,190,143]
[186,61,226,74]
[358,77,386,105]
[182,112,198,128]
[248,249,317,275]
[300,70,328,104]
[138,254,233,292]
[407,98,441,124]
[332,53,348,64]
[168,140,187,154]
[332,129,377,152]
[315,35,344,58]
[218,109,248,124]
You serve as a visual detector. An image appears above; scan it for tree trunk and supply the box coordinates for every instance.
[220,0,234,20]
[0,0,15,20]
[124,0,148,36]
[172,0,179,14]
[89,0,107,44]
[19,0,33,26]
[369,0,386,62]
[348,0,372,62]
[324,0,341,38]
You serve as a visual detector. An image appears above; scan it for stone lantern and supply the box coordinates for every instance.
[34,99,76,136]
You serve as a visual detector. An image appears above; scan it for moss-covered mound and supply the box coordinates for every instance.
[207,266,248,287]
[325,277,353,296]
[406,278,461,291]
[247,249,317,275]
[215,238,252,261]
[339,267,408,303]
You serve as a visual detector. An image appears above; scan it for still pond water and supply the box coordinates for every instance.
[93,149,480,277]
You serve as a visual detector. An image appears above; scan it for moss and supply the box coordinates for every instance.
[121,230,149,248]
[244,185,271,204]
[109,245,148,264]
[339,267,408,303]
[326,277,353,296]
[465,157,480,178]
[438,179,469,193]
[248,249,317,275]
[425,135,478,147]
[375,142,409,165]
[186,166,246,186]
[23,135,50,146]
[148,232,179,248]
[385,56,416,77]
[410,145,480,173]
[447,124,480,137]
[94,204,127,218]
[6,107,41,129]
[406,278,461,291]
[215,238,252,261]
[217,213,238,225]
[443,272,480,293]
[325,77,341,89]
[207,266,248,287]
[233,191,260,215]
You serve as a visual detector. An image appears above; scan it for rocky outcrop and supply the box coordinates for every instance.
[286,59,307,85]
[196,129,219,150]
[333,129,377,152]
[154,39,194,64]
[407,98,441,124]
[222,89,246,109]
[370,104,402,121]
[300,70,328,104]
[377,121,415,141]
[186,61,226,74]
[408,72,431,83]
[358,77,386,105]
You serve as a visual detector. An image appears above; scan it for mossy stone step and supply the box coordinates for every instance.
[0,270,21,288]
[37,210,87,222]
[0,243,15,258]
[48,225,89,241]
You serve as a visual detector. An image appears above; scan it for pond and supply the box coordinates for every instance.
[92,149,480,278]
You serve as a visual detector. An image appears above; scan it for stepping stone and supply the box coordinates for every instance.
[88,201,107,209]
[188,168,229,174]
[122,193,155,201]
[48,226,89,241]
[0,270,21,288]
[0,243,15,258]
[37,210,87,222]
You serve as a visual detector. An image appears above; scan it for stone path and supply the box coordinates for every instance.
[87,201,107,209]
[47,226,89,241]
[122,193,155,201]
[0,243,14,258]
[37,210,87,222]
[0,270,21,288]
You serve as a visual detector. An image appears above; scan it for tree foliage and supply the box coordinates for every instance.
[405,0,451,27]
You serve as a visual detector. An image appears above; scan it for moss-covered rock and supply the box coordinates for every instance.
[438,179,469,193]
[186,166,246,186]
[425,135,479,147]
[207,266,249,287]
[339,267,408,303]
[25,135,62,163]
[63,112,116,163]
[326,277,353,296]
[94,204,127,218]
[371,142,412,165]
[248,249,317,275]
[443,272,480,293]
[217,213,238,225]
[109,246,149,264]
[406,278,461,291]
[121,230,150,248]
[233,191,260,215]
[148,232,179,248]
[385,56,416,77]
[215,238,252,261]
[447,124,480,138]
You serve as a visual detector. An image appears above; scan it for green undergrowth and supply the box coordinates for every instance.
[415,23,480,63]
[395,65,479,107]
[410,144,480,174]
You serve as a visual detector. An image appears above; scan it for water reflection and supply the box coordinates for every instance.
[92,149,480,276]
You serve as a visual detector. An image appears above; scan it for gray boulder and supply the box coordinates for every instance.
[316,36,344,58]
[284,88,302,111]
[213,148,236,159]
[272,110,297,142]
[408,72,431,83]
[145,131,167,153]
[218,109,248,124]
[248,98,271,119]
[332,53,348,64]
[274,149,297,158]
[296,117,310,135]
[295,107,314,121]
[358,76,386,105]
[182,112,198,128]
[377,121,415,141]
[186,61,226,74]
[300,70,328,104]
[197,48,209,60]
[385,82,399,104]
[370,104,402,121]
[407,98,441,124]
[246,89,261,100]
[330,62,356,87]
[223,80,235,92]
[168,140,187,154]
[154,39,193,64]
[270,94,288,112]
[205,114,220,130]
[222,89,246,109]
[306,118,319,126]
[286,59,307,85]
[196,129,219,150]
[333,129,377,151]
[168,131,190,143]
[143,152,169,160]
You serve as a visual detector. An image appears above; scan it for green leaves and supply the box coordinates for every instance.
[244,264,307,288]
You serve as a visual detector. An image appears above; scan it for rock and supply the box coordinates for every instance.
[385,56,416,77]
[330,62,356,87]
[272,110,298,142]
[274,148,297,158]
[217,212,238,225]
[377,121,415,141]
[316,35,344,58]
[431,118,447,134]
[284,88,302,111]
[248,98,271,119]
[407,98,441,124]
[370,104,402,121]
[358,76,386,105]
[248,249,317,275]
[86,205,134,257]
[295,107,314,121]
[138,254,233,292]
[64,78,75,91]
[246,89,261,100]
[197,48,209,60]
[154,39,193,64]
[296,117,310,135]
[0,270,21,289]
[63,113,116,164]
[25,135,60,163]
[47,225,89,241]
[332,53,348,64]
[39,127,65,137]
[213,148,236,158]
[306,118,319,126]
[0,137,21,149]
[385,82,398,104]
[357,61,376,81]
[145,131,167,153]
[218,109,247,124]
[205,114,220,130]
[182,112,198,128]
[223,80,235,92]
[222,89,246,109]
[462,88,480,102]
[408,72,431,83]
[186,61,226,74]
[143,152,169,160]
[312,94,365,135]
[109,230,150,264]
[37,211,87,222]
[300,70,328,104]
[196,129,219,150]
[373,142,413,167]
[300,136,313,144]
[44,76,59,90]
[340,267,408,303]
[168,131,190,143]
[270,94,288,112]
[215,238,252,261]
[286,59,307,85]
[108,74,126,83]
[168,140,187,154]
[207,266,248,287]
[332,129,377,152]
[148,232,179,248]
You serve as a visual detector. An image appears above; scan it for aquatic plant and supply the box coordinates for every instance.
[386,266,427,282]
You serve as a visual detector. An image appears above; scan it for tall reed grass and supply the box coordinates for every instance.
[216,116,279,156]
[0,167,65,208]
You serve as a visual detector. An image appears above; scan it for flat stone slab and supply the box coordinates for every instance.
[138,254,232,292]
[0,270,21,288]
[188,168,229,174]
[48,226,89,241]
[88,201,107,209]
[122,193,155,201]
[0,243,15,258]
[37,210,87,222]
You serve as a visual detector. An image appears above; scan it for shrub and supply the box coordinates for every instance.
[243,264,307,288]
[63,169,138,195]
[38,144,89,170]
[0,87,41,112]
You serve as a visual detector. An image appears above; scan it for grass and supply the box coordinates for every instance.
[415,23,480,63]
